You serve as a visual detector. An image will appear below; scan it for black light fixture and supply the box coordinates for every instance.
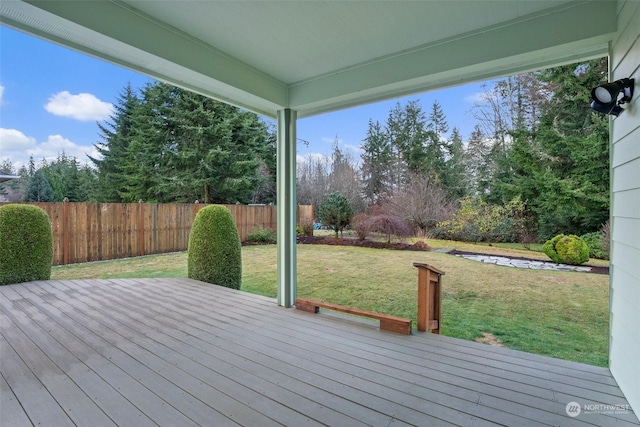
[590,78,635,116]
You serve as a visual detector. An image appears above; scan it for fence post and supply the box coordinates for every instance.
[413,263,444,334]
[62,198,70,265]
[138,200,145,256]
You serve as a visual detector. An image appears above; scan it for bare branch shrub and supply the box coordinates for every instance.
[351,213,370,240]
[299,217,315,237]
[382,173,454,234]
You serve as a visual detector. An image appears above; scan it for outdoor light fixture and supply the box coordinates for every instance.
[590,78,635,116]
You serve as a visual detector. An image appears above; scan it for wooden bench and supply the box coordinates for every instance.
[295,297,412,335]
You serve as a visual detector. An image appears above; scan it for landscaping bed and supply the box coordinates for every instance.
[296,235,431,251]
[296,236,609,274]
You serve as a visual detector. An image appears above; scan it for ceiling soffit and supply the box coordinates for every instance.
[0,0,617,118]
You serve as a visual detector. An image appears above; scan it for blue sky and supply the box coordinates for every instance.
[1,25,491,170]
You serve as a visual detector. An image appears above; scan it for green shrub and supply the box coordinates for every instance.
[247,225,277,243]
[188,205,241,289]
[435,196,527,243]
[0,204,53,285]
[581,231,606,259]
[543,234,589,265]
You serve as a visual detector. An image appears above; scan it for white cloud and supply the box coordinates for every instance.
[44,91,113,121]
[0,129,98,169]
[0,128,36,152]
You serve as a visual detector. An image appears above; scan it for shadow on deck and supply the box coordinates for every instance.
[1,278,637,426]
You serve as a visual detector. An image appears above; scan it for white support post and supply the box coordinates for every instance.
[276,109,297,307]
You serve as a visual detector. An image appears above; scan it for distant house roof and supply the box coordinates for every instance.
[0,172,20,183]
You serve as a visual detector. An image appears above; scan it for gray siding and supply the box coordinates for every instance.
[610,0,640,416]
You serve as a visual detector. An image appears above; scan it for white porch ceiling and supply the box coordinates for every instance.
[1,0,618,118]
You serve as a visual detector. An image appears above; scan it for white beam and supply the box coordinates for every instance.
[277,109,297,307]
[289,0,616,117]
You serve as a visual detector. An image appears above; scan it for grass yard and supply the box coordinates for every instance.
[51,243,610,367]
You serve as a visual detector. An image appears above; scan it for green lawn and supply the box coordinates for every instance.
[52,242,610,367]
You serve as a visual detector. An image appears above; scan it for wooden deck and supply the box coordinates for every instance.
[1,278,637,427]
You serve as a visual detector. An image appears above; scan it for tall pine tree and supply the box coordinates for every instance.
[360,119,392,204]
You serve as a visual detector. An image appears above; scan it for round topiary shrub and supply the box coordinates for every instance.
[188,205,241,289]
[0,204,53,285]
[543,234,589,265]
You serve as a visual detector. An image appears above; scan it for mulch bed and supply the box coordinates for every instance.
[296,235,431,251]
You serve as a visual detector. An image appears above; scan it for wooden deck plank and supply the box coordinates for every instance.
[1,299,122,427]
[3,287,173,427]
[57,288,357,427]
[18,281,272,427]
[53,278,417,427]
[0,329,75,427]
[0,306,119,427]
[1,278,637,427]
[8,284,220,427]
[163,278,638,426]
[116,279,552,426]
[135,280,632,421]
[218,282,621,392]
[69,280,452,427]
[0,372,32,427]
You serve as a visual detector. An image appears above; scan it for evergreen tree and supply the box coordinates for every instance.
[360,119,392,204]
[251,124,277,204]
[24,170,54,202]
[90,84,141,202]
[485,59,609,238]
[39,153,96,201]
[423,100,449,180]
[441,127,467,198]
[157,85,266,203]
[427,100,449,140]
[387,100,429,177]
[91,82,270,203]
[464,125,491,195]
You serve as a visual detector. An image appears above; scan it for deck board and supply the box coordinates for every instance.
[1,278,638,427]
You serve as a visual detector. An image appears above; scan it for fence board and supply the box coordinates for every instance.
[0,202,313,265]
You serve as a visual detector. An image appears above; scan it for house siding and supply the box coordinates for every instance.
[610,0,640,416]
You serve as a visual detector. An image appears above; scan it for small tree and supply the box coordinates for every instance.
[0,204,53,285]
[366,214,413,243]
[317,192,353,238]
[188,205,242,289]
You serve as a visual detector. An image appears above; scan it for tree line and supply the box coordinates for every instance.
[2,82,277,205]
[298,58,609,241]
[2,59,609,242]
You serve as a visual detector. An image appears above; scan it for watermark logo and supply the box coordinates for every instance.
[566,402,581,417]
[566,401,633,417]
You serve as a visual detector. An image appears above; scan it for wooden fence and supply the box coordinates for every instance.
[0,202,313,266]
